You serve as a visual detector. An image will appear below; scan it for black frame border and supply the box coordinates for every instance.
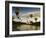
[5,1,45,37]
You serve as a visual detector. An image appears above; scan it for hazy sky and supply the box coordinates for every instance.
[12,7,40,16]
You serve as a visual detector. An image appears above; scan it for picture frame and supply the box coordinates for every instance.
[5,1,45,37]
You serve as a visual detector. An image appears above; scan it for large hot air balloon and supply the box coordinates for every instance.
[15,7,20,19]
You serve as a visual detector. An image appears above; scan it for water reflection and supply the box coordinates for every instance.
[12,21,40,31]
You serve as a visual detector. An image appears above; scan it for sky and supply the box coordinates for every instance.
[12,7,40,16]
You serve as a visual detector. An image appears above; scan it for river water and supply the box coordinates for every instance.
[17,24,40,31]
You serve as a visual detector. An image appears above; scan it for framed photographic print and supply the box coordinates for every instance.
[5,1,45,37]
